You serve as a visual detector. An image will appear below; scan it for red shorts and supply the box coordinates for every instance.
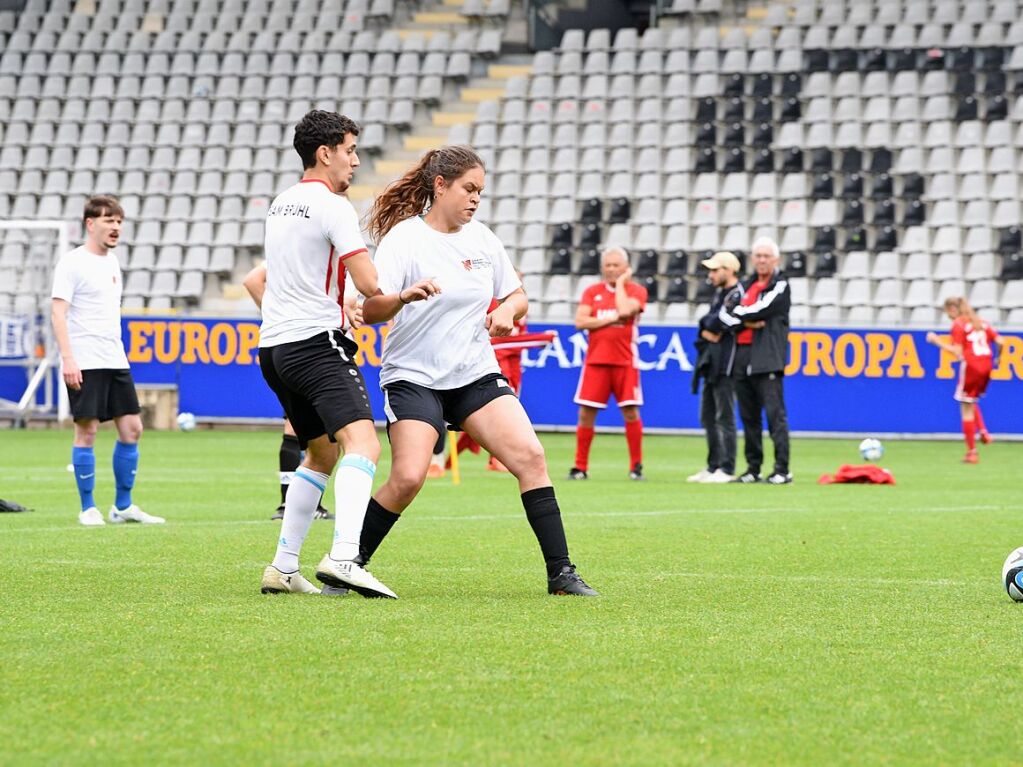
[955,362,992,403]
[496,354,522,394]
[574,364,643,409]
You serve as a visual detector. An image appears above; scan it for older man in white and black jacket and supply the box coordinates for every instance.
[718,236,792,485]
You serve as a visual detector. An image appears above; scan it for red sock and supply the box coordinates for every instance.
[962,419,976,451]
[575,426,594,471]
[974,405,987,434]
[625,419,643,468]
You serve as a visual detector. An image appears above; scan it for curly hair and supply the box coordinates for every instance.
[293,110,360,169]
[367,145,484,242]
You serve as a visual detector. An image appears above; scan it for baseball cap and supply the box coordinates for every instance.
[700,251,741,273]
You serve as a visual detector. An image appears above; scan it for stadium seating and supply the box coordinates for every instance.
[0,0,1020,326]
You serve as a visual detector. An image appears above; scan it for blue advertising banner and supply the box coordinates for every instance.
[108,317,1023,436]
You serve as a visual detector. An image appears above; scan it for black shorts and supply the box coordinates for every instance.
[68,369,141,422]
[382,372,516,438]
[258,329,373,449]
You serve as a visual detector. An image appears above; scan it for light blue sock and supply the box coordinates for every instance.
[112,441,139,511]
[72,446,96,511]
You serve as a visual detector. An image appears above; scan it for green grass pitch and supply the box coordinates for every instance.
[0,428,1020,765]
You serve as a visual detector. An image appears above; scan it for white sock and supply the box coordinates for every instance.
[330,454,376,561]
[272,467,328,572]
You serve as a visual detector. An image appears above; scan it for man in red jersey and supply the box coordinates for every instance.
[927,296,1001,464]
[569,247,648,480]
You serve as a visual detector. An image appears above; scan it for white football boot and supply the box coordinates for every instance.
[316,555,397,599]
[702,469,737,484]
[260,565,322,595]
[109,504,166,524]
[78,507,105,526]
[686,468,712,483]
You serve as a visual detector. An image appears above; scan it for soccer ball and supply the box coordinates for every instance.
[176,411,197,432]
[1002,547,1023,602]
[858,438,884,462]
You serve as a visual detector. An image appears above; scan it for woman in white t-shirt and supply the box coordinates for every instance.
[360,145,597,596]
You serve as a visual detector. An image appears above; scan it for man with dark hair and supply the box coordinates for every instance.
[689,251,744,484]
[51,195,164,526]
[257,110,396,598]
[292,111,361,173]
[718,237,793,485]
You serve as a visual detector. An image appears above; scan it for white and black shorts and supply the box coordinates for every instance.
[259,329,373,449]
[382,372,516,438]
[68,368,141,422]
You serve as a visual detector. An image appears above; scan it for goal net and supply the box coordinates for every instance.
[0,220,72,423]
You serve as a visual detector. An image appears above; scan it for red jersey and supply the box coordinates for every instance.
[580,281,648,366]
[950,316,998,370]
[735,277,769,345]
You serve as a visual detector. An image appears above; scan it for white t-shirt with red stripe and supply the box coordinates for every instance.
[259,179,368,347]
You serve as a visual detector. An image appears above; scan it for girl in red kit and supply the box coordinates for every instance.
[926,297,1001,464]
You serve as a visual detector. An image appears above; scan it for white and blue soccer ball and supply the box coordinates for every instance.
[1002,547,1023,602]
[858,438,884,462]
[176,411,197,432]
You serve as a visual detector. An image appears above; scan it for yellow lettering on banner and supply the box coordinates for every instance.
[863,333,894,377]
[127,321,153,363]
[803,332,836,376]
[353,327,379,366]
[833,333,865,377]
[208,323,237,365]
[932,334,958,379]
[181,322,210,364]
[992,335,1023,381]
[887,334,925,378]
[237,323,259,364]
[784,332,803,376]
[153,321,180,364]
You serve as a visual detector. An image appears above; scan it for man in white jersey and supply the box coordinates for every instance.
[257,110,432,599]
[51,195,164,526]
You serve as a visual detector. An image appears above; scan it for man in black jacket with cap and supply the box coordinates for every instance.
[689,251,744,483]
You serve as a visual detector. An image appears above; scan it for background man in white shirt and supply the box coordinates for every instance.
[51,195,164,526]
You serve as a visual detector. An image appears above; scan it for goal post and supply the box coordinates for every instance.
[0,220,72,423]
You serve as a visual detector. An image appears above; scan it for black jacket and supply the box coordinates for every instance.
[692,281,744,391]
[719,269,791,375]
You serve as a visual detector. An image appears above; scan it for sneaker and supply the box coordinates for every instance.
[260,565,321,595]
[313,506,334,520]
[702,469,736,484]
[426,463,445,479]
[765,472,793,485]
[79,506,105,526]
[731,471,762,484]
[567,467,588,480]
[271,504,286,521]
[548,565,600,596]
[319,584,351,597]
[108,504,165,524]
[628,462,645,481]
[487,457,511,472]
[315,554,397,599]
[686,468,712,483]
[980,431,993,445]
[963,449,979,464]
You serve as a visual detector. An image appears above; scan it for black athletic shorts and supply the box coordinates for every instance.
[382,372,516,438]
[258,329,373,449]
[68,368,141,422]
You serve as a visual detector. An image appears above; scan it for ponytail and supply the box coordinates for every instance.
[367,145,485,242]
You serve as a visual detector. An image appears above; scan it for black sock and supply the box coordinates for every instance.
[279,434,301,505]
[521,486,571,578]
[359,497,401,564]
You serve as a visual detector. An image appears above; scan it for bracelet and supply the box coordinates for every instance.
[398,290,410,305]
